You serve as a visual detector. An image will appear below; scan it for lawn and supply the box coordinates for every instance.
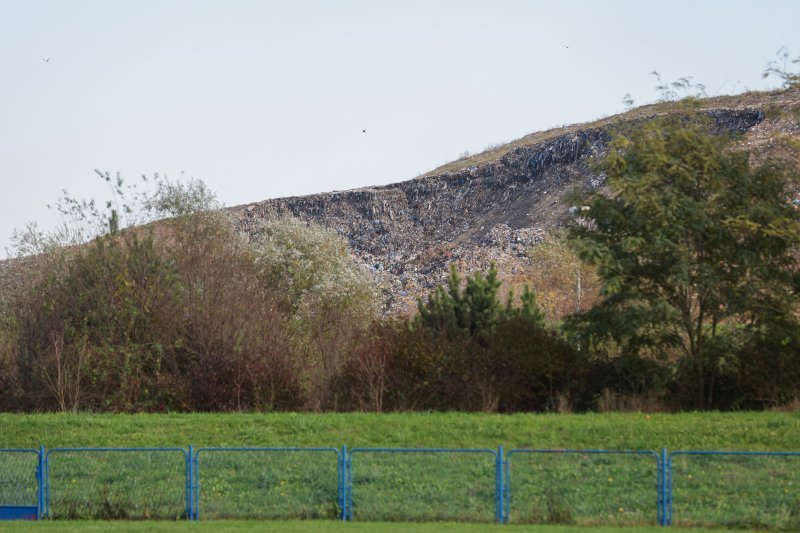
[1,411,798,450]
[0,520,760,533]
[0,412,798,528]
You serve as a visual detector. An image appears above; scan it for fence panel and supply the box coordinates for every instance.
[0,449,39,507]
[0,449,40,520]
[669,451,800,529]
[195,447,342,520]
[505,449,660,525]
[45,448,188,520]
[347,448,498,522]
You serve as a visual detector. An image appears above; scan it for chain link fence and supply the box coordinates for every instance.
[346,448,499,522]
[0,449,39,507]
[1,444,798,526]
[669,451,800,529]
[45,448,188,519]
[505,449,660,525]
[195,447,342,520]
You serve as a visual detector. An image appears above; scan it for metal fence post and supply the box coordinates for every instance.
[504,450,511,524]
[44,448,50,518]
[194,448,201,521]
[347,447,354,521]
[186,445,194,521]
[657,447,665,526]
[665,449,672,526]
[339,445,347,522]
[37,445,45,519]
[496,445,504,523]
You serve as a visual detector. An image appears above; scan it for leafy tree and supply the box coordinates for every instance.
[733,317,800,407]
[763,46,800,89]
[252,215,377,410]
[253,215,374,311]
[8,171,218,258]
[166,209,301,412]
[527,234,601,326]
[489,316,585,412]
[2,172,305,412]
[8,231,184,411]
[341,320,454,412]
[568,116,800,408]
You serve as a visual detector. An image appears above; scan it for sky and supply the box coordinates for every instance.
[1,0,799,255]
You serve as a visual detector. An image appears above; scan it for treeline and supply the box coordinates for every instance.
[0,173,586,413]
[0,177,375,412]
[2,212,296,412]
[1,114,799,413]
[342,266,583,413]
[567,114,800,411]
[0,221,584,412]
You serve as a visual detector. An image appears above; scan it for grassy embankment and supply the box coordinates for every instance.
[0,412,798,528]
[2,411,798,449]
[0,520,756,533]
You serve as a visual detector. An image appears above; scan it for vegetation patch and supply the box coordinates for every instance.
[2,405,799,525]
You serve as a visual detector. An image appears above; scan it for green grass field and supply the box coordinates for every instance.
[0,412,798,528]
[0,520,760,533]
[1,411,798,450]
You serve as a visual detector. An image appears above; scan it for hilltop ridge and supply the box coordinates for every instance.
[231,89,800,314]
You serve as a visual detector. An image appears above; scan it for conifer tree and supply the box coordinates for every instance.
[416,262,546,339]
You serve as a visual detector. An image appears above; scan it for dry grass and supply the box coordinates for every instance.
[771,397,800,412]
[424,88,800,177]
[595,389,668,414]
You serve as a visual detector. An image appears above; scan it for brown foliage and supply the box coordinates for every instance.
[525,236,601,326]
[341,315,585,413]
[168,212,303,411]
[1,212,305,412]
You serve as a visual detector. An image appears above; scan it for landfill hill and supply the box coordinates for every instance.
[234,89,800,314]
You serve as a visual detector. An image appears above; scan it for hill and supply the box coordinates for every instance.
[228,89,800,314]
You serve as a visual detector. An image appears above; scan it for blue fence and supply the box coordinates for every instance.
[1,445,798,526]
[0,448,41,520]
[193,447,343,520]
[346,447,500,522]
[44,447,189,520]
[504,449,663,525]
[668,450,800,528]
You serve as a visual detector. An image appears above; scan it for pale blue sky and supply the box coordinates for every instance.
[1,0,799,254]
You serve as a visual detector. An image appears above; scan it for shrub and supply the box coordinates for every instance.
[252,215,378,411]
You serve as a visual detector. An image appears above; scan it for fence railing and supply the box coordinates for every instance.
[504,449,662,525]
[668,450,800,529]
[0,448,41,520]
[346,447,500,522]
[193,447,343,520]
[1,445,798,527]
[44,447,189,520]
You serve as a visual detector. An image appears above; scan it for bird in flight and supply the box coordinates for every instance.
[362,129,366,133]
[42,58,50,62]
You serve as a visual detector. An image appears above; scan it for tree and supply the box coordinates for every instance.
[763,46,800,89]
[568,116,800,408]
[526,234,601,326]
[166,210,301,412]
[413,264,571,412]
[415,262,545,340]
[252,215,378,410]
[2,171,307,412]
[7,171,219,259]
